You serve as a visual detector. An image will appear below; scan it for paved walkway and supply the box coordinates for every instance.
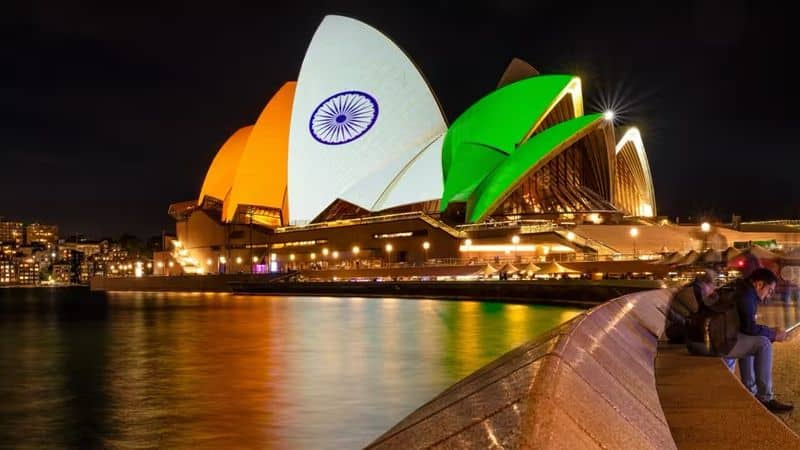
[768,303,800,436]
[656,343,799,448]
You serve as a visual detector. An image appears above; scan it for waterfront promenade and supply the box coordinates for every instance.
[90,275,669,308]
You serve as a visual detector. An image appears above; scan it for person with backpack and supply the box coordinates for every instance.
[693,268,793,413]
[664,270,717,343]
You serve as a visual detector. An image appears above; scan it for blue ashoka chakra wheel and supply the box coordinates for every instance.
[309,91,379,145]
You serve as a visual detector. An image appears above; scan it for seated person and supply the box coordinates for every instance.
[725,268,792,413]
[665,270,717,343]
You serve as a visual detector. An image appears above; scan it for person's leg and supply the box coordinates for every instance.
[738,356,757,395]
[725,334,773,401]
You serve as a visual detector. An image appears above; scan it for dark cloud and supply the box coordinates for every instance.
[2,1,799,237]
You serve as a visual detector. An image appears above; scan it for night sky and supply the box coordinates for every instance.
[3,1,799,239]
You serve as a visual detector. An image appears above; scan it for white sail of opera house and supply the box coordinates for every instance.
[287,15,448,224]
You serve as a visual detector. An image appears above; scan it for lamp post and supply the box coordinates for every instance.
[629,227,639,259]
[511,235,520,261]
[385,243,393,265]
[422,241,430,263]
[701,222,711,250]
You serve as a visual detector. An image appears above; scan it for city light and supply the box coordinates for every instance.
[289,254,295,261]
[630,227,639,257]
[352,246,360,255]
[385,243,393,253]
[310,253,316,260]
[168,261,174,268]
[332,250,339,259]
[322,248,329,257]
[566,231,576,241]
[701,222,711,250]
[207,258,213,266]
[235,256,242,264]
[511,235,520,245]
[422,241,430,250]
[252,256,259,263]
[219,256,227,264]
[156,261,164,268]
[270,253,277,261]
[465,239,472,247]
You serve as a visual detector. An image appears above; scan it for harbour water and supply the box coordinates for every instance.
[0,287,581,448]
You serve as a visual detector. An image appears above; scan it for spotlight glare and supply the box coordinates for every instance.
[603,110,615,121]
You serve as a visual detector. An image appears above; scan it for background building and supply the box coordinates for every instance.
[0,220,24,245]
[0,259,15,285]
[25,223,59,246]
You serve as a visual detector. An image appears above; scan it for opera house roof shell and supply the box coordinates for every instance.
[194,14,657,227]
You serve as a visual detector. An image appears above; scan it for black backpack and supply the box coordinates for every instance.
[686,282,740,356]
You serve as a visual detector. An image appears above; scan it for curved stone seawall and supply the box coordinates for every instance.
[367,288,676,449]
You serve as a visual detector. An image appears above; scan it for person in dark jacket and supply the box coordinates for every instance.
[724,268,792,413]
[665,270,717,343]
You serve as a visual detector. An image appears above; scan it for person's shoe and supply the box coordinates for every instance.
[761,399,794,413]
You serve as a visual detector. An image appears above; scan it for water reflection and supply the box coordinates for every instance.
[0,288,580,448]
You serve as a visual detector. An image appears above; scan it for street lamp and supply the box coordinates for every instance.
[422,241,430,262]
[629,227,639,258]
[511,235,520,261]
[701,222,711,250]
[385,243,393,264]
[566,231,575,241]
[332,250,339,260]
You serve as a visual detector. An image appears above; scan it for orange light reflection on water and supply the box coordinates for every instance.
[0,290,582,448]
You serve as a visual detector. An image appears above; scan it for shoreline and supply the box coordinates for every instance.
[89,275,671,307]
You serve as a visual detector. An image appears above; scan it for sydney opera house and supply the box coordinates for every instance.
[159,15,793,277]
